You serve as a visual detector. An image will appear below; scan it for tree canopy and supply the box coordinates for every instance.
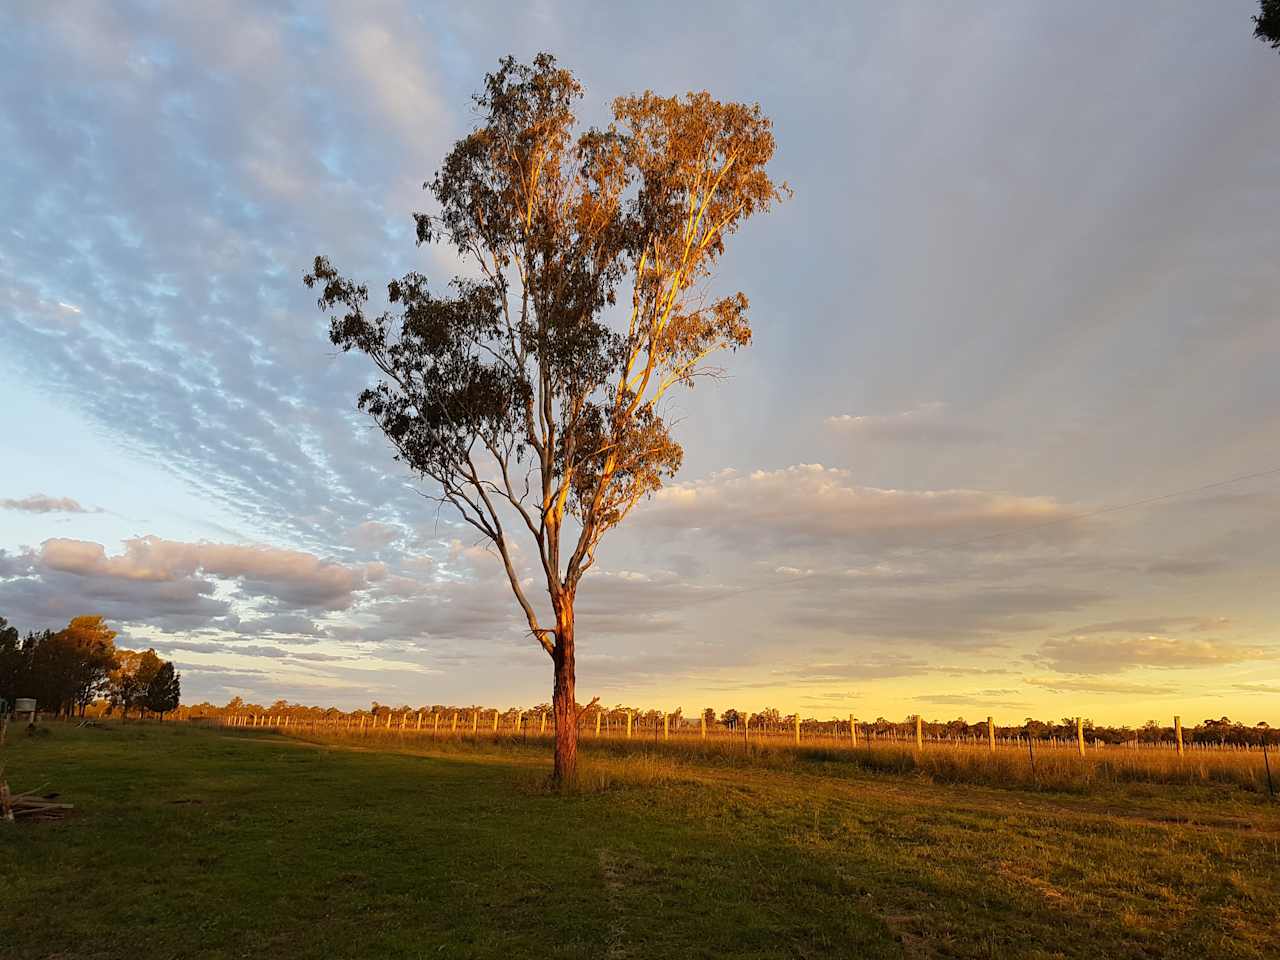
[0,613,179,719]
[0,615,118,716]
[1256,0,1280,48]
[145,661,182,717]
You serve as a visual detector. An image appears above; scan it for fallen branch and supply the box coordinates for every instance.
[0,771,73,822]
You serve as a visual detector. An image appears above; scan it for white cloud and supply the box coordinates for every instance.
[36,536,376,611]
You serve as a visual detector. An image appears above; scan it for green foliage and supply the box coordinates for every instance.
[1256,0,1280,48]
[108,647,166,718]
[0,613,178,720]
[0,614,21,708]
[144,661,181,716]
[0,614,118,716]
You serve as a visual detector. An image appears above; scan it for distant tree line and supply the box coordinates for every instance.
[0,614,180,719]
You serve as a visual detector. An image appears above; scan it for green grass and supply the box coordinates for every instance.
[3,723,1278,959]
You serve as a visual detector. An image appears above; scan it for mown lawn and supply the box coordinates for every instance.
[2,723,1278,959]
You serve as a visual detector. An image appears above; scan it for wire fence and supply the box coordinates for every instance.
[208,708,1275,754]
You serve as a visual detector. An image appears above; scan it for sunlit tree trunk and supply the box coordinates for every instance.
[552,600,577,787]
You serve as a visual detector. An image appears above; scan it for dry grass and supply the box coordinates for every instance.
[281,724,1279,796]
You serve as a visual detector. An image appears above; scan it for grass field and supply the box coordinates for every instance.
[3,723,1279,959]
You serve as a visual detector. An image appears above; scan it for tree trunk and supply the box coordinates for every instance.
[551,604,578,788]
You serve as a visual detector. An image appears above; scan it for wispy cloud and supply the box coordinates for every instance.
[1036,635,1275,675]
[1,494,96,514]
[639,464,1075,550]
[825,402,990,444]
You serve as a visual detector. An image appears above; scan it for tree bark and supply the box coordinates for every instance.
[551,602,578,788]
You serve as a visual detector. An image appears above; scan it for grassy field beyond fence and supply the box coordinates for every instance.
[205,708,1280,795]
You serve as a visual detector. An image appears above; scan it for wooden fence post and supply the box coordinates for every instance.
[416,711,423,731]
[794,714,801,745]
[595,711,601,737]
[850,715,857,746]
[915,715,923,751]
[1076,716,1085,757]
[701,714,707,739]
[432,711,439,735]
[625,710,632,739]
[451,711,458,734]
[493,710,499,734]
[471,710,478,735]
[744,714,750,742]
[1175,715,1184,756]
[540,711,546,735]
[663,714,669,740]
[515,711,523,735]
[988,716,995,753]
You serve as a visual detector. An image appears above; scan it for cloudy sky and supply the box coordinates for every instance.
[2,2,1278,723]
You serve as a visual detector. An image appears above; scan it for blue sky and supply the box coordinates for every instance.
[2,1,1278,722]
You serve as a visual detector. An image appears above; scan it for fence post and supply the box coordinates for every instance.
[1076,716,1085,757]
[794,714,801,745]
[744,714,750,742]
[915,715,923,751]
[663,714,669,740]
[515,711,523,735]
[850,714,857,746]
[595,711,601,737]
[493,710,499,734]
[432,711,439,735]
[701,714,707,739]
[540,711,546,735]
[1175,715,1184,756]
[471,711,478,735]
[626,710,632,739]
[988,716,995,753]
[452,711,458,734]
